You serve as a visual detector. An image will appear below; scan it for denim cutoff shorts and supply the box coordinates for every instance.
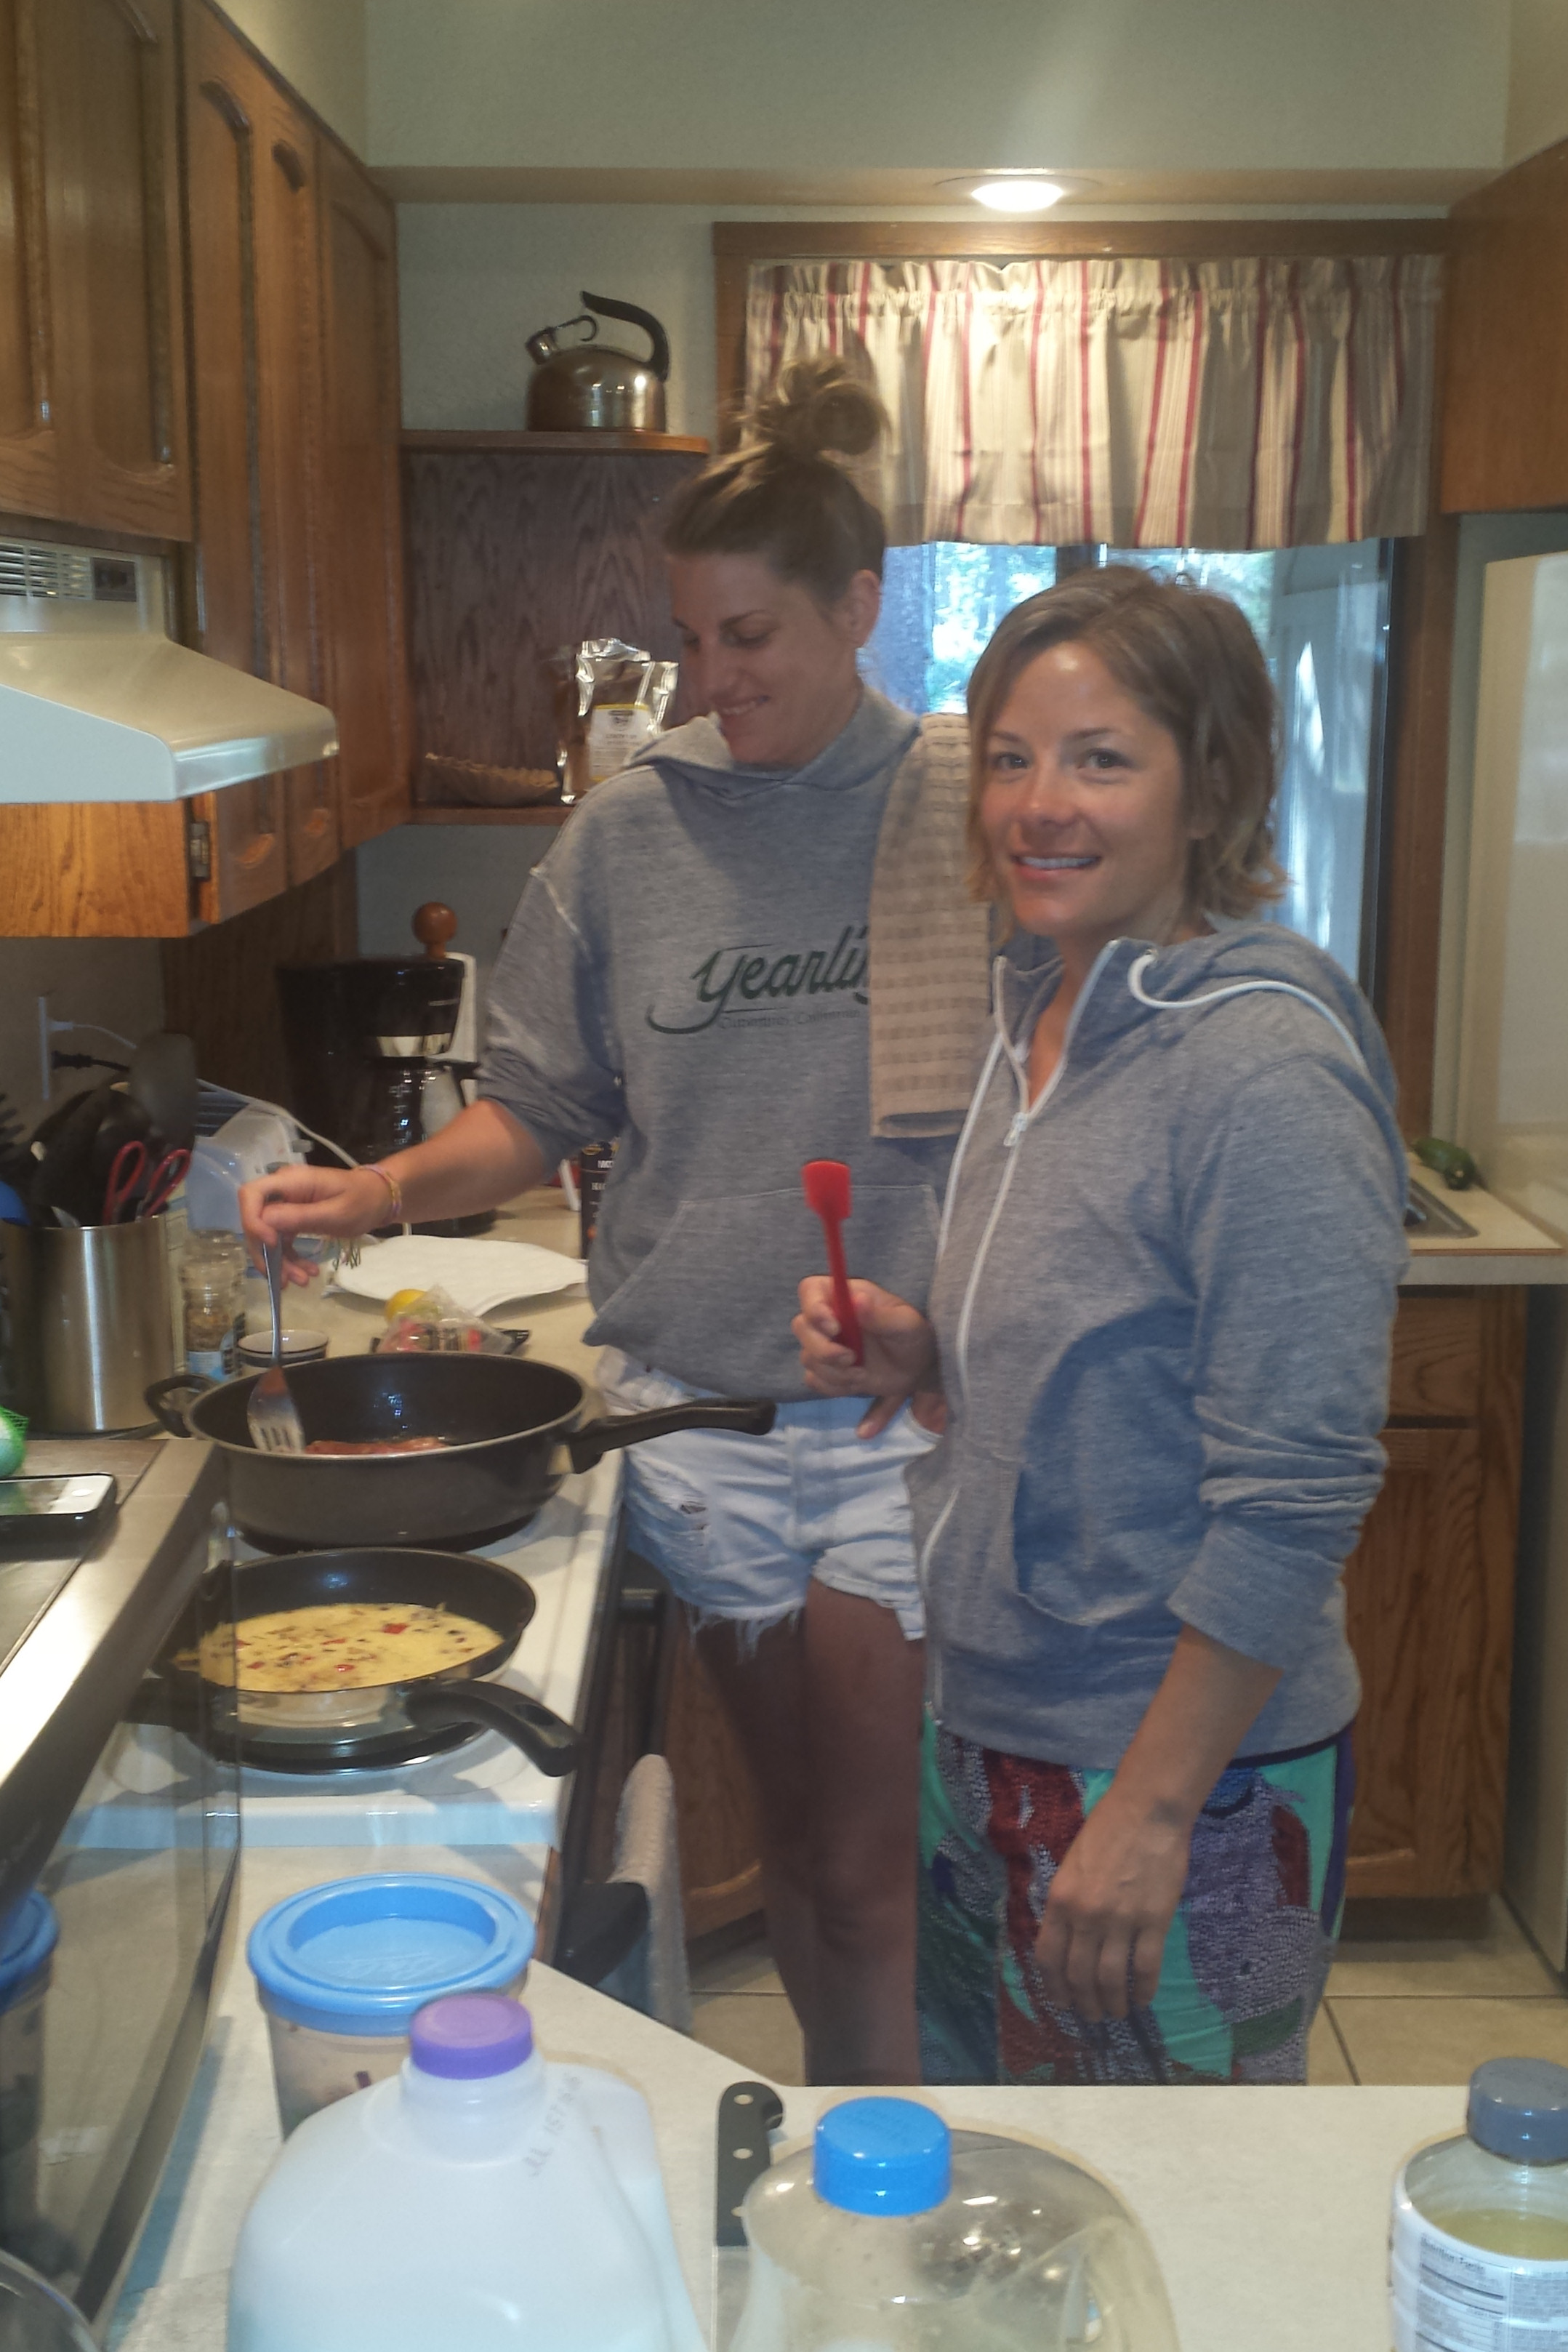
[597,1349,930,1641]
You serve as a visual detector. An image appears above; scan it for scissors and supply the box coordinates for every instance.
[103,1141,191,1224]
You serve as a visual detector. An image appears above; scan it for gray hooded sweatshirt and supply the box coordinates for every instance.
[908,923,1409,1769]
[479,689,960,1397]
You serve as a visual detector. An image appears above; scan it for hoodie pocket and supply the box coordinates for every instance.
[587,1183,942,1397]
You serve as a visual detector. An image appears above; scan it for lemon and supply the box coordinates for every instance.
[384,1288,427,1323]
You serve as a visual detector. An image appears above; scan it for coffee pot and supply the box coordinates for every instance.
[525,291,670,432]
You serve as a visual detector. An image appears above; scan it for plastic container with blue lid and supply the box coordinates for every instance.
[248,1874,534,2135]
[0,1893,58,2234]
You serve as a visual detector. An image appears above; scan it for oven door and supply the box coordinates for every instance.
[0,1503,238,2327]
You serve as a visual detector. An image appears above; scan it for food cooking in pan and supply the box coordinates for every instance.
[197,1602,496,1691]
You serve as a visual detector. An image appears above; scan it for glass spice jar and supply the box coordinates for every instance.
[180,1229,247,1379]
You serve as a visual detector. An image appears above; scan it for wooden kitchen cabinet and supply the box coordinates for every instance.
[1443,135,1568,511]
[1344,1287,1527,1901]
[315,139,410,851]
[0,0,190,538]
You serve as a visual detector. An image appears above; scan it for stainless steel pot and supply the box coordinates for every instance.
[526,291,670,432]
[2,1217,177,1434]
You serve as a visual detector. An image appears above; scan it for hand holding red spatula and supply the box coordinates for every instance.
[802,1159,864,1365]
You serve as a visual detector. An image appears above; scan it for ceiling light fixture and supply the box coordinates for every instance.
[941,172,1094,212]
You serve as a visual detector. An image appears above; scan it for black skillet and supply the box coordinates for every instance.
[147,1352,776,1552]
[167,1547,582,1775]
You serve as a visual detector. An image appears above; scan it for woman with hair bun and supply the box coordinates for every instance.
[241,356,992,2084]
[797,566,1407,2086]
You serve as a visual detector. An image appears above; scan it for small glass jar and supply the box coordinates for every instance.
[180,1229,247,1380]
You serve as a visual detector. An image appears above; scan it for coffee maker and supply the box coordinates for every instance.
[276,904,491,1235]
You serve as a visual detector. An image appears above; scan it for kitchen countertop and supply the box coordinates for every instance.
[1402,1152,1567,1284]
[110,1845,1463,2352]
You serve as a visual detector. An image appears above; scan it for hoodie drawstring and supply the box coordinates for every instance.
[1125,952,1370,1077]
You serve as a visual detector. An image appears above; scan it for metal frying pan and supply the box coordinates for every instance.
[167,1549,582,1775]
[147,1354,776,1552]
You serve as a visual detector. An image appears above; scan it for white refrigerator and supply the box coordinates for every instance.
[1460,551,1568,1964]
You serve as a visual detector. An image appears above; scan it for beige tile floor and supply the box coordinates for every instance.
[688,1900,1568,2087]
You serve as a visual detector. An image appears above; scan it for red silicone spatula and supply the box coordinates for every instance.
[802,1158,864,1365]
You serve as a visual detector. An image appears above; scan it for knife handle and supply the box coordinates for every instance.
[716,2079,784,2248]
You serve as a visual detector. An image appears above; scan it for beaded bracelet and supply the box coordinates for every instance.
[365,1163,404,1221]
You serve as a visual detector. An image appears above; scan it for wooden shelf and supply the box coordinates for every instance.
[405,804,571,826]
[400,429,709,454]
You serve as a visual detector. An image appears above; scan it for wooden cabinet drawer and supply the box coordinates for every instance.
[1387,1291,1482,1421]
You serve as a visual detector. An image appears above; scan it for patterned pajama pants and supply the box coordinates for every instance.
[917,1712,1354,2085]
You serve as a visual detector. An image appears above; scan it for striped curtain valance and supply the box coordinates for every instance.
[744,254,1442,549]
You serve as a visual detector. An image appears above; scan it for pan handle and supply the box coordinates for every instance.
[566,1398,776,1474]
[401,1683,582,1778]
[145,1371,219,1436]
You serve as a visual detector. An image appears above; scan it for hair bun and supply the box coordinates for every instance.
[747,356,885,464]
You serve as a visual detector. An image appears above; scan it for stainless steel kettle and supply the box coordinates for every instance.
[525,291,670,432]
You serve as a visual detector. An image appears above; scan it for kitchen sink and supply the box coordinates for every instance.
[1405,1176,1479,1239]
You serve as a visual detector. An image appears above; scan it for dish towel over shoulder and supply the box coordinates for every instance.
[868,713,993,1139]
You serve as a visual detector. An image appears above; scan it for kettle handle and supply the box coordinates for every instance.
[581,292,670,382]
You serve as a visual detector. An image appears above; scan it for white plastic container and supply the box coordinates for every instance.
[734,2096,1181,2352]
[1391,2057,1568,2350]
[228,1992,704,2352]
[247,1873,533,2136]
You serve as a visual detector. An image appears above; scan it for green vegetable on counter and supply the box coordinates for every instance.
[0,1408,26,1480]
[1412,1136,1480,1192]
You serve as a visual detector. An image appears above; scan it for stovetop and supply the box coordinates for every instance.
[83,1454,623,1857]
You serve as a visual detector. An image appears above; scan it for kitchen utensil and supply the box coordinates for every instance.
[4,1217,177,1433]
[525,290,670,433]
[146,1353,777,1552]
[27,1087,113,1228]
[331,1236,584,1315]
[801,1160,864,1365]
[246,1243,307,1455]
[715,2082,784,2352]
[102,1139,189,1224]
[249,1874,535,2136]
[157,1546,581,1774]
[127,1029,199,1154]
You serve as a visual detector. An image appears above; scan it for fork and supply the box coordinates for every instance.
[246,1242,307,1453]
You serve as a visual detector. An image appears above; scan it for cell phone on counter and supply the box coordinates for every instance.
[0,1474,118,1552]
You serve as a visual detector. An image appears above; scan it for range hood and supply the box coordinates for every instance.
[0,536,339,801]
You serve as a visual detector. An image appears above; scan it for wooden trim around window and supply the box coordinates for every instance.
[712,216,1451,433]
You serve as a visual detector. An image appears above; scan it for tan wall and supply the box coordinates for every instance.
[1506,0,1568,163]
[366,0,1507,175]
[222,0,368,153]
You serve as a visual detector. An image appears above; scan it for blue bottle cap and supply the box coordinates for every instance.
[1469,2059,1568,2164]
[410,1994,533,2079]
[813,2098,952,2216]
[247,1873,534,2036]
[0,1894,57,2012]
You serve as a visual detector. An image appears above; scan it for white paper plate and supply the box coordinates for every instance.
[331,1235,586,1317]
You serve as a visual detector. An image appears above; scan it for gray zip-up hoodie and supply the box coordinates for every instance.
[479,690,960,1397]
[908,922,1408,1768]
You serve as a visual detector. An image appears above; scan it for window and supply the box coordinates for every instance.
[861,541,1394,985]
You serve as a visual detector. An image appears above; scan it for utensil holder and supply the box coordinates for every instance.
[1,1217,178,1434]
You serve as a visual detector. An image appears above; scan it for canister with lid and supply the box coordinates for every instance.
[247,1872,534,2135]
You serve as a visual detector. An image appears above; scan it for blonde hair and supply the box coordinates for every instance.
[662,357,887,604]
[965,566,1287,922]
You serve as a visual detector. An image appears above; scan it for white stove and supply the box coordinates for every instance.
[79,1457,623,1884]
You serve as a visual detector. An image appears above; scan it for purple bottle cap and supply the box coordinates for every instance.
[409,1993,534,2079]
